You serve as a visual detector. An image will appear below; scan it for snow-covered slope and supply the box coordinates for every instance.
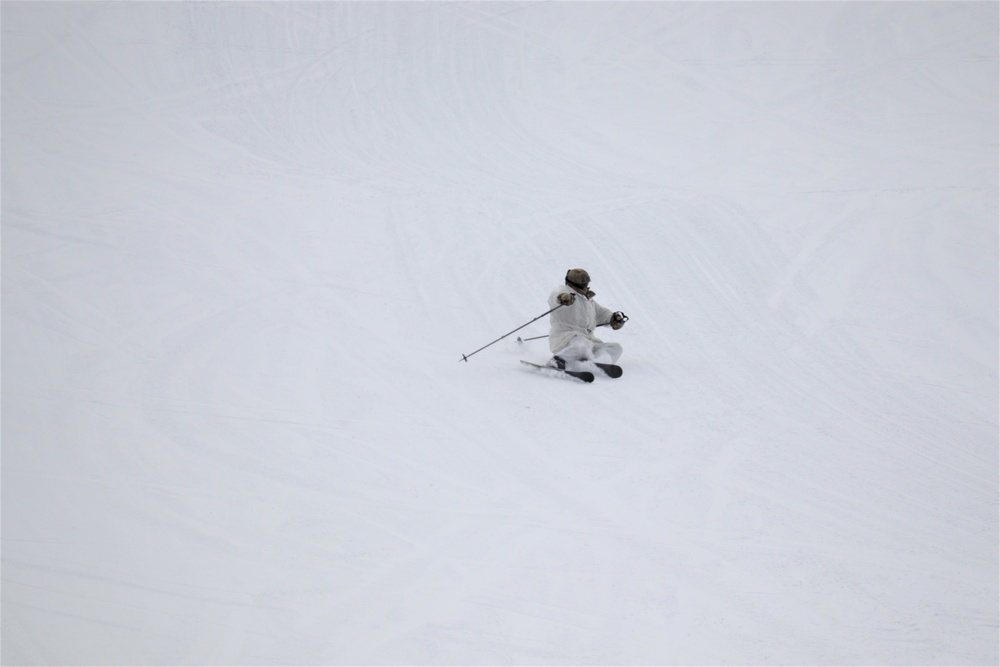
[2,3,997,665]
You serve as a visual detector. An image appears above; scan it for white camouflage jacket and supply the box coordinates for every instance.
[547,285,614,353]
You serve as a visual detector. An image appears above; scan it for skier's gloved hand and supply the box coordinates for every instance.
[610,311,628,330]
[557,292,576,306]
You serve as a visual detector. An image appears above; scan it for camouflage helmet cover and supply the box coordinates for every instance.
[565,268,590,289]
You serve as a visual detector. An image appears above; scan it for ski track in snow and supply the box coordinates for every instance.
[2,2,997,665]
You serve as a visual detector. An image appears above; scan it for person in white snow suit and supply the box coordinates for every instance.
[548,268,627,368]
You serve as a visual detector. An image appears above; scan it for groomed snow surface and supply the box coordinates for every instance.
[2,2,997,665]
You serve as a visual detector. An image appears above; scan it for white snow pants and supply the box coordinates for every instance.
[554,334,623,365]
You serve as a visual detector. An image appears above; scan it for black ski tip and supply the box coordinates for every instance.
[594,362,623,378]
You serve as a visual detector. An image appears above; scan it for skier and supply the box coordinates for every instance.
[548,268,627,369]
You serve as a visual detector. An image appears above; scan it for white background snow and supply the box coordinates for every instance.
[2,2,997,665]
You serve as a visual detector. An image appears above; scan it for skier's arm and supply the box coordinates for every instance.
[594,301,614,326]
[595,302,628,329]
[550,288,576,309]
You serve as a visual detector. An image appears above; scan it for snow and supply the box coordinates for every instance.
[2,2,997,665]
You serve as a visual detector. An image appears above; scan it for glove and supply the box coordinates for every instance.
[557,292,576,306]
[610,311,628,330]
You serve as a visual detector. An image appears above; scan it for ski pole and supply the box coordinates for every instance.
[516,317,627,343]
[460,304,564,362]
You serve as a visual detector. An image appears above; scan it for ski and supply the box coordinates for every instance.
[593,362,623,378]
[520,360,595,383]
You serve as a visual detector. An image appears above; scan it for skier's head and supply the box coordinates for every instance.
[565,268,591,291]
